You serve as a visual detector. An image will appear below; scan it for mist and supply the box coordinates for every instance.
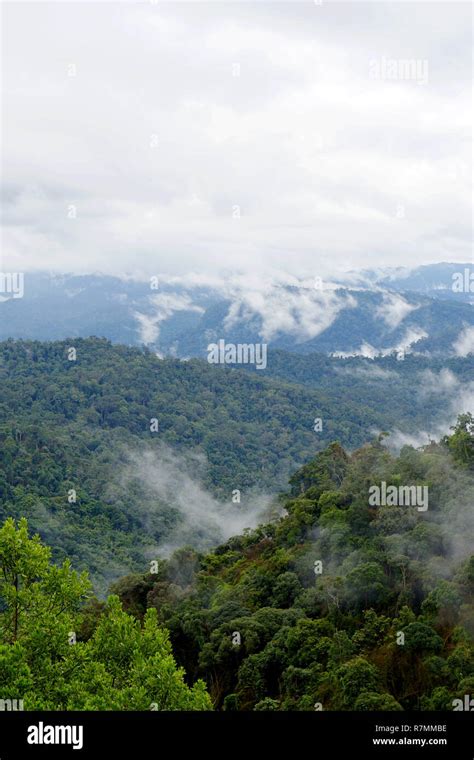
[385,369,474,453]
[115,443,277,558]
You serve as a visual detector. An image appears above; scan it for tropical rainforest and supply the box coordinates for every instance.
[0,338,472,711]
[0,338,472,591]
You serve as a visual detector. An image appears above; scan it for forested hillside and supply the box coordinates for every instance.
[0,338,472,592]
[237,349,474,421]
[1,419,472,711]
[112,419,474,711]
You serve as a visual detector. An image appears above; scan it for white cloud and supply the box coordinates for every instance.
[350,365,399,381]
[386,369,474,451]
[333,341,380,359]
[453,325,474,357]
[118,445,275,556]
[418,368,459,398]
[224,285,356,342]
[384,429,433,451]
[374,293,419,329]
[394,326,428,354]
[1,1,471,277]
[133,293,204,344]
[333,326,427,359]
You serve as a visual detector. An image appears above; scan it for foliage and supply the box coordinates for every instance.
[112,418,474,711]
[1,339,472,591]
[0,520,211,710]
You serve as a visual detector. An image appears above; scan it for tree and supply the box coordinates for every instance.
[0,520,212,711]
[0,517,90,644]
[354,691,403,711]
[403,623,443,655]
[444,414,474,468]
[334,657,381,708]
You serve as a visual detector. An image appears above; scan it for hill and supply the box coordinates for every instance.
[1,266,473,359]
[1,338,472,592]
[113,420,474,711]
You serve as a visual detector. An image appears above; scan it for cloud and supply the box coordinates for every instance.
[374,292,419,329]
[453,325,474,357]
[224,284,356,342]
[394,327,428,354]
[116,444,276,557]
[1,1,471,277]
[333,342,380,359]
[385,368,474,452]
[133,293,204,345]
[338,364,399,381]
[418,368,459,398]
[384,428,433,452]
[333,326,427,359]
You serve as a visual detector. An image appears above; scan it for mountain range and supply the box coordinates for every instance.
[1,263,473,360]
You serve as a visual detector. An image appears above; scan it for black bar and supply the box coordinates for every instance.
[0,711,472,759]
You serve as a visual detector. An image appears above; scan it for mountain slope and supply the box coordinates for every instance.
[1,338,472,591]
[1,266,473,359]
[113,424,474,711]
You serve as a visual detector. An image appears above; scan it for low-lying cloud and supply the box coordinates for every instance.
[374,292,419,329]
[333,326,428,359]
[453,325,474,357]
[386,367,474,452]
[224,284,357,342]
[116,444,277,557]
[134,292,204,345]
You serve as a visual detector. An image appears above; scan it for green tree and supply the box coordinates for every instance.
[0,520,212,711]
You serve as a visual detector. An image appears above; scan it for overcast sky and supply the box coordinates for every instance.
[1,1,472,279]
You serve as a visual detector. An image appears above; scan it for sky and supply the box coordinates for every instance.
[1,0,472,279]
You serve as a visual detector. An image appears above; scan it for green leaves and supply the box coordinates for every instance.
[445,413,474,468]
[0,517,51,642]
[0,521,212,710]
[130,432,474,711]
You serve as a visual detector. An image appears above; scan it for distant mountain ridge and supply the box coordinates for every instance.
[1,263,472,359]
[337,261,474,299]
